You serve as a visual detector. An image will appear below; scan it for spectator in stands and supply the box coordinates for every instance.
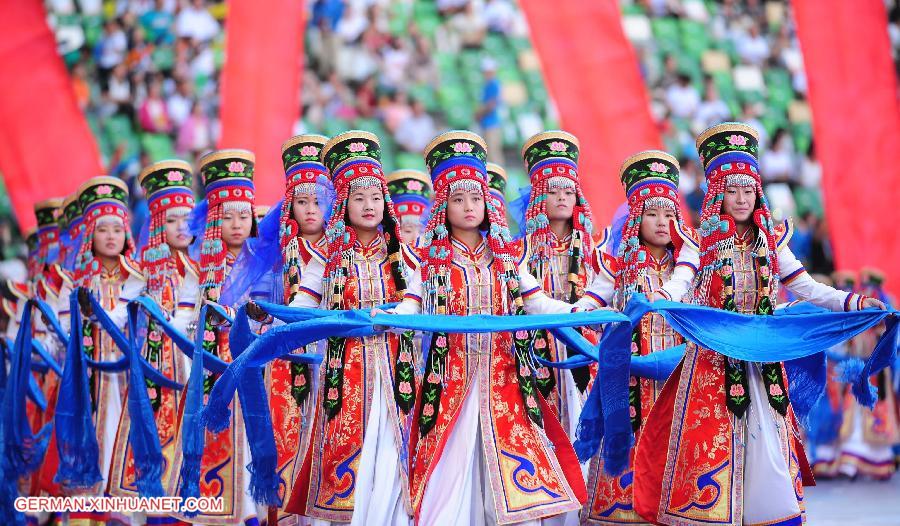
[167,79,194,127]
[355,76,379,119]
[477,57,504,163]
[485,0,516,35]
[96,18,128,87]
[761,128,798,219]
[176,102,212,158]
[382,37,412,90]
[395,99,437,154]
[739,101,768,146]
[737,21,770,66]
[809,214,835,275]
[665,73,700,119]
[790,212,815,266]
[71,62,92,110]
[105,63,134,118]
[138,76,173,133]
[693,76,731,131]
[175,0,219,43]
[382,90,413,134]
[140,0,175,45]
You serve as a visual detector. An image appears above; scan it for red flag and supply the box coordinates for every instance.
[520,0,662,224]
[218,0,306,206]
[794,0,900,297]
[0,1,102,231]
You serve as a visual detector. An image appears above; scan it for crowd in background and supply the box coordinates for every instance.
[3,0,900,278]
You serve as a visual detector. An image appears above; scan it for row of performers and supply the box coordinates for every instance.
[3,122,889,526]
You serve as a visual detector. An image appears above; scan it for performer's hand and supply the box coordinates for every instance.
[203,298,225,324]
[78,288,93,317]
[371,308,389,332]
[246,301,269,322]
[862,297,887,310]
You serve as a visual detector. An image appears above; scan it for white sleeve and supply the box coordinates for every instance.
[289,257,325,308]
[55,283,72,338]
[107,274,146,330]
[575,270,615,310]
[393,246,423,315]
[660,242,699,302]
[516,259,576,314]
[172,268,200,336]
[779,246,858,311]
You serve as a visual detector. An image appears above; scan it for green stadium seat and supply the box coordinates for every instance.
[651,18,681,54]
[141,133,176,161]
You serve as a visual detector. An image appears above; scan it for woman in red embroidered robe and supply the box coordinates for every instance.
[257,134,332,526]
[573,151,698,525]
[633,123,885,526]
[830,268,898,479]
[283,131,421,525]
[107,160,200,515]
[58,177,144,525]
[166,149,261,525]
[517,131,600,440]
[407,131,586,526]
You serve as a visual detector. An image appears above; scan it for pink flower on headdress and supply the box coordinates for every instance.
[534,338,546,349]
[515,330,528,339]
[526,396,537,409]
[327,387,339,400]
[83,336,93,346]
[328,357,342,369]
[166,171,184,182]
[629,376,638,387]
[730,384,745,397]
[759,266,771,278]
[649,162,668,173]
[549,141,567,152]
[407,180,424,192]
[228,161,246,173]
[629,406,637,418]
[149,330,162,342]
[452,142,473,153]
[727,135,747,146]
[399,382,412,394]
[427,372,442,384]
[769,384,783,397]
[435,335,447,347]
[203,330,216,342]
[294,375,306,386]
[348,142,367,153]
[300,145,319,157]
[96,185,112,196]
[422,404,435,417]
[399,350,412,363]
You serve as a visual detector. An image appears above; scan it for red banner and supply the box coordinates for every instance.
[794,0,900,296]
[520,0,662,224]
[0,1,102,231]
[218,0,306,205]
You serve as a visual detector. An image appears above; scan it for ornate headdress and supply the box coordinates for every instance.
[32,198,63,279]
[485,162,507,213]
[57,193,84,271]
[73,176,135,287]
[520,131,595,284]
[386,169,433,227]
[693,122,778,309]
[615,150,684,302]
[139,160,196,296]
[197,149,256,300]
[419,130,518,277]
